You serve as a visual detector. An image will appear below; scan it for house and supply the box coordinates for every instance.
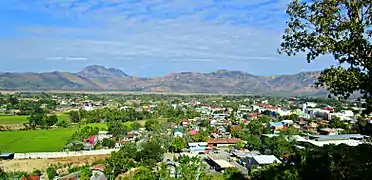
[281,120,294,126]
[173,127,184,137]
[21,175,41,180]
[90,164,107,180]
[84,136,97,145]
[97,131,112,141]
[207,138,241,148]
[207,155,235,172]
[246,155,281,169]
[188,129,199,136]
[174,131,183,137]
[188,142,209,153]
[182,120,190,126]
[269,122,284,132]
[318,128,343,135]
[126,133,135,141]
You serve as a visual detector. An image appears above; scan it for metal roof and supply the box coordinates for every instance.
[213,159,234,168]
[269,122,283,127]
[0,152,14,157]
[310,134,364,141]
[252,155,281,165]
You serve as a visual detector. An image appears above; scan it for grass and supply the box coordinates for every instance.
[0,128,77,153]
[0,123,107,153]
[0,114,70,125]
[0,118,167,153]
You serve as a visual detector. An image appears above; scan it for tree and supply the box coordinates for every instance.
[242,134,261,150]
[191,130,209,142]
[145,119,161,131]
[101,138,116,148]
[45,114,58,126]
[236,141,245,150]
[56,119,68,128]
[169,137,187,152]
[69,110,81,123]
[200,119,209,127]
[282,126,299,136]
[46,166,57,180]
[229,125,243,137]
[279,0,372,114]
[104,143,137,177]
[258,115,271,123]
[223,167,245,180]
[136,142,164,168]
[178,156,207,180]
[131,122,141,130]
[261,136,293,158]
[107,121,127,139]
[133,166,155,180]
[254,144,372,180]
[80,167,92,180]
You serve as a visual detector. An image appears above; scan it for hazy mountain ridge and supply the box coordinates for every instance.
[0,65,326,95]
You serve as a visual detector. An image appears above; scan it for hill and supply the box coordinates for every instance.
[0,65,326,96]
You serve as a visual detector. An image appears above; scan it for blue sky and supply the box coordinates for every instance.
[0,0,334,77]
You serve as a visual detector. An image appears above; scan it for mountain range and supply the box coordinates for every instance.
[0,65,326,96]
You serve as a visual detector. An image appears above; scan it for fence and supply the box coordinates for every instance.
[14,149,119,159]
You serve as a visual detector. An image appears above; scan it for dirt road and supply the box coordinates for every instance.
[0,154,108,172]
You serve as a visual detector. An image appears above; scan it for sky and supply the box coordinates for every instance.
[0,0,334,77]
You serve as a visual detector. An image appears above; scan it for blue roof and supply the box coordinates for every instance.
[0,152,14,157]
[269,122,283,127]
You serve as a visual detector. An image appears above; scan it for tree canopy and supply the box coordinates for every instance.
[279,0,372,113]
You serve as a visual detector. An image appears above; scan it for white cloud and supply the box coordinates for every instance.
[46,56,88,61]
[0,0,334,76]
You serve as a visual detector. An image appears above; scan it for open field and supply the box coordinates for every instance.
[0,154,109,172]
[0,118,166,153]
[0,114,69,125]
[0,128,77,153]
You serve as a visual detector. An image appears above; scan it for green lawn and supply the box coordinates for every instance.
[0,114,70,125]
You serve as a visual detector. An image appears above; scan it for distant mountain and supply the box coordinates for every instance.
[0,66,327,96]
[78,65,130,78]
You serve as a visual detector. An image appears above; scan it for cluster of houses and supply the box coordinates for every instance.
[14,96,372,179]
[81,130,143,150]
[163,100,372,175]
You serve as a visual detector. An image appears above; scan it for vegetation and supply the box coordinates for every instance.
[0,114,68,124]
[279,0,372,113]
[0,128,77,152]
[252,144,372,180]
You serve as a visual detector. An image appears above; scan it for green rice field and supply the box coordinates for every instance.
[0,128,77,153]
[0,118,166,153]
[0,114,69,124]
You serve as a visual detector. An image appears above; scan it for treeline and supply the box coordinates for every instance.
[0,94,57,115]
[68,105,200,124]
[24,107,66,130]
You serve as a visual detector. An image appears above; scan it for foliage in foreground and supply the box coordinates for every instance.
[251,144,372,180]
[279,0,372,113]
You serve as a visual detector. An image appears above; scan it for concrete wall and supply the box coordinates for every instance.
[14,149,119,159]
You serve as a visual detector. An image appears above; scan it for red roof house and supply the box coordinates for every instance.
[188,129,199,135]
[84,136,96,144]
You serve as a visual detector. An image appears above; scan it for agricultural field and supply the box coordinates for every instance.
[0,128,77,153]
[0,118,166,153]
[0,114,69,125]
